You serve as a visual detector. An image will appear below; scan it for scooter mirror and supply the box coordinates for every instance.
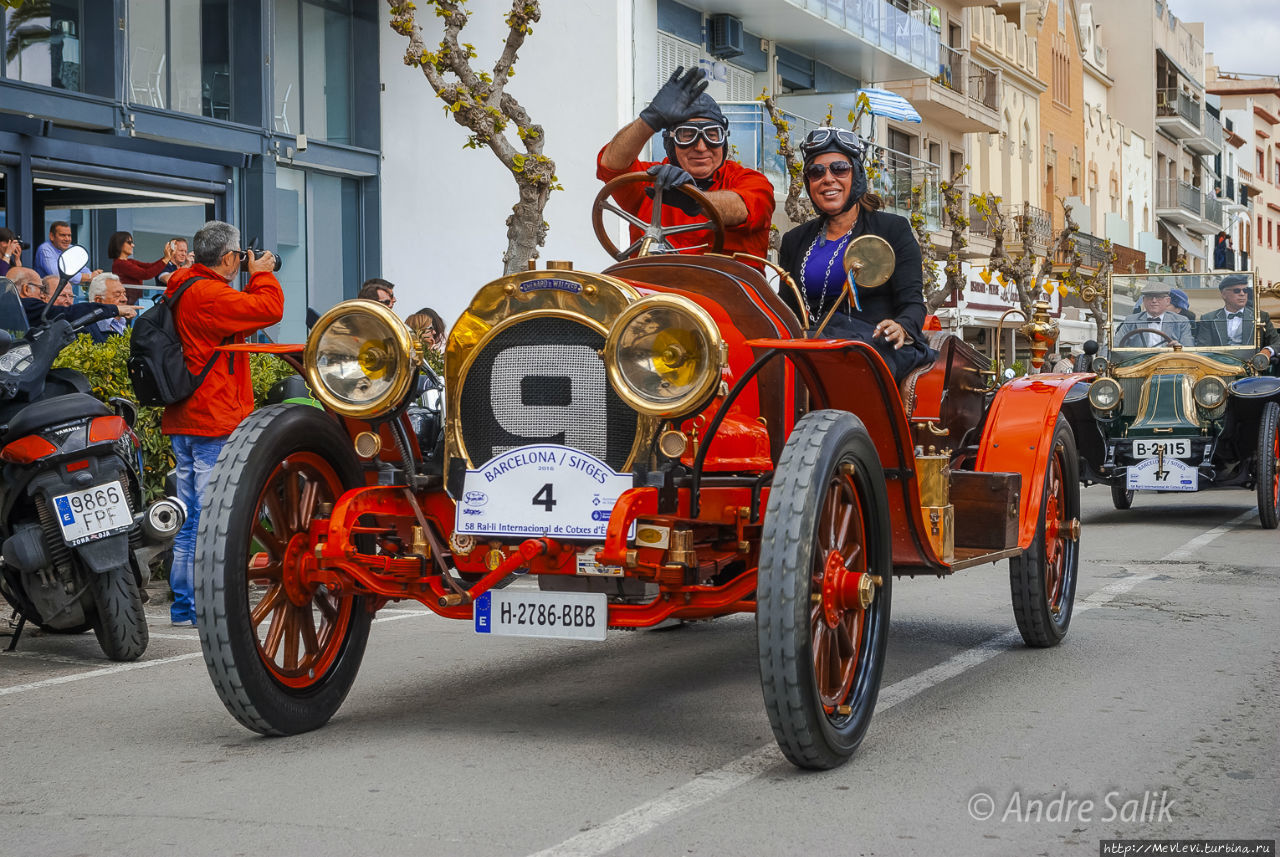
[57,245,90,278]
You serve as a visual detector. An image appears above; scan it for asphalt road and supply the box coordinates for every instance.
[2,486,1277,857]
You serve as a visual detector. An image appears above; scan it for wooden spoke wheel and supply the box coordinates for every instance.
[196,404,372,736]
[758,410,892,770]
[1009,415,1080,647]
[591,172,725,261]
[247,452,354,687]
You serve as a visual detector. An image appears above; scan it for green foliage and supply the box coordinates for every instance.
[52,331,297,499]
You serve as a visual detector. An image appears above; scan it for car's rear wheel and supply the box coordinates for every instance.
[1010,416,1080,647]
[1256,402,1280,530]
[196,405,372,736]
[758,410,892,770]
[1110,480,1134,510]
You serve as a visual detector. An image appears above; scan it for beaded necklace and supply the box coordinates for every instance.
[800,222,855,324]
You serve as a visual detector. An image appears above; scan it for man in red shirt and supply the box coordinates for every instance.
[597,66,775,262]
[162,220,283,626]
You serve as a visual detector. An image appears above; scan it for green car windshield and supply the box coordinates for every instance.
[1109,272,1259,356]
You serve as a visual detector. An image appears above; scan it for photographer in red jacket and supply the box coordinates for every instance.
[161,220,283,626]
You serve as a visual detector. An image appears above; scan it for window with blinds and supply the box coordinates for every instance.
[657,32,755,103]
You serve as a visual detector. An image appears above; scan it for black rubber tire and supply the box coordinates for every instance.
[1010,415,1080,647]
[757,410,892,770]
[87,564,149,661]
[195,404,372,736]
[1257,401,1280,530]
[1110,480,1134,510]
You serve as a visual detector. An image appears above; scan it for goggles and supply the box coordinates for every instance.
[799,127,863,158]
[669,122,727,147]
[803,160,855,181]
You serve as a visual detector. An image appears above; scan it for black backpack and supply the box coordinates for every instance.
[127,278,220,407]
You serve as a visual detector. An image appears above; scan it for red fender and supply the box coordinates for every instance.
[976,374,1092,549]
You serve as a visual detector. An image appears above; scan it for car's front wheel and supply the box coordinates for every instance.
[196,404,373,736]
[1110,480,1134,510]
[757,410,892,770]
[1256,401,1280,530]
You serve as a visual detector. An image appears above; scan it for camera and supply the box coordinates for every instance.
[240,249,283,273]
[15,235,30,250]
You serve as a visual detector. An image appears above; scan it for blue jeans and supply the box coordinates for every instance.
[170,434,228,623]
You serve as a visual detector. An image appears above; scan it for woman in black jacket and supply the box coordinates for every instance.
[779,127,934,381]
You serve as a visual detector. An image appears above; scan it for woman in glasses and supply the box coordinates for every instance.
[778,127,934,382]
[109,230,174,305]
[405,307,446,354]
[597,66,775,264]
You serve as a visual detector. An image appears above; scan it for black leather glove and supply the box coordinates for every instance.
[645,164,701,216]
[639,66,708,132]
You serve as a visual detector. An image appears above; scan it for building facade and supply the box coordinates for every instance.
[0,0,382,343]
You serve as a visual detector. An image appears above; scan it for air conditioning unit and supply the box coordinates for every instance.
[708,14,744,60]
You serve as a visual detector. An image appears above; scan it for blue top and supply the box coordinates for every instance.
[801,231,860,315]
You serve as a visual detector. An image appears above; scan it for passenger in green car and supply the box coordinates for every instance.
[1195,274,1280,362]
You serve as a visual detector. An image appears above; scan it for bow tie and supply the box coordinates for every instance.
[1146,316,1162,323]
[1228,312,1244,319]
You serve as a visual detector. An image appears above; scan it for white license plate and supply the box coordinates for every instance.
[52,480,132,545]
[1132,438,1191,459]
[474,589,608,641]
[1126,457,1198,492]
[576,548,623,577]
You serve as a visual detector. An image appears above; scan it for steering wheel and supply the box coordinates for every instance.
[1118,328,1183,349]
[592,172,725,262]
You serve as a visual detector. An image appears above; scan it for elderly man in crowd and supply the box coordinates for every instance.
[86,272,134,343]
[10,265,132,329]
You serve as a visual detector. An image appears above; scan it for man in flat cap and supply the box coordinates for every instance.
[1195,274,1280,363]
[1116,282,1194,347]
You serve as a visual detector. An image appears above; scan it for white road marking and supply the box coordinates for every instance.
[0,652,202,697]
[524,513,1251,857]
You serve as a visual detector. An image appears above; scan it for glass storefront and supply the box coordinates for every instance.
[3,1,85,91]
[275,164,359,342]
[274,0,354,144]
[126,0,232,119]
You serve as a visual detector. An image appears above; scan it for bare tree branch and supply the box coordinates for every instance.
[388,0,555,273]
[760,92,815,226]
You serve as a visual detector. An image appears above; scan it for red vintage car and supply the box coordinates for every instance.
[194,178,1084,769]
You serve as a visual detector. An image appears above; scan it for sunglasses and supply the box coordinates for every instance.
[800,127,862,156]
[378,297,396,307]
[669,123,726,147]
[803,160,855,181]
[1223,287,1250,294]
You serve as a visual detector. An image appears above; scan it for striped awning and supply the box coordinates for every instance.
[856,88,922,123]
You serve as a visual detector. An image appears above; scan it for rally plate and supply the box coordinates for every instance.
[455,444,632,539]
[1126,457,1198,492]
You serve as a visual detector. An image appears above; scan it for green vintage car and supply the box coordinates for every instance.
[1064,271,1280,527]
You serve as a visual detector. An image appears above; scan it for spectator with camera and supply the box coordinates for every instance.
[161,220,282,627]
[0,227,26,276]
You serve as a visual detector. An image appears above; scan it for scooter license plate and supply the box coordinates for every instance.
[52,481,133,545]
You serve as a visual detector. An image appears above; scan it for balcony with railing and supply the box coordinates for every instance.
[865,141,941,231]
[1155,178,1223,235]
[775,0,941,80]
[1155,87,1202,138]
[882,41,1001,133]
[968,200,1052,253]
[1187,110,1223,155]
[1054,230,1111,269]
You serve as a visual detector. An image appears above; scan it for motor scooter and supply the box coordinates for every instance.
[0,247,183,660]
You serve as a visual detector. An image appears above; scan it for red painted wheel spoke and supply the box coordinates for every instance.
[250,584,286,628]
[262,487,292,540]
[250,561,283,584]
[262,604,287,661]
[299,608,321,660]
[842,542,864,572]
[282,606,301,671]
[283,470,301,533]
[299,478,320,531]
[314,591,339,629]
[253,520,285,559]
[834,618,855,660]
